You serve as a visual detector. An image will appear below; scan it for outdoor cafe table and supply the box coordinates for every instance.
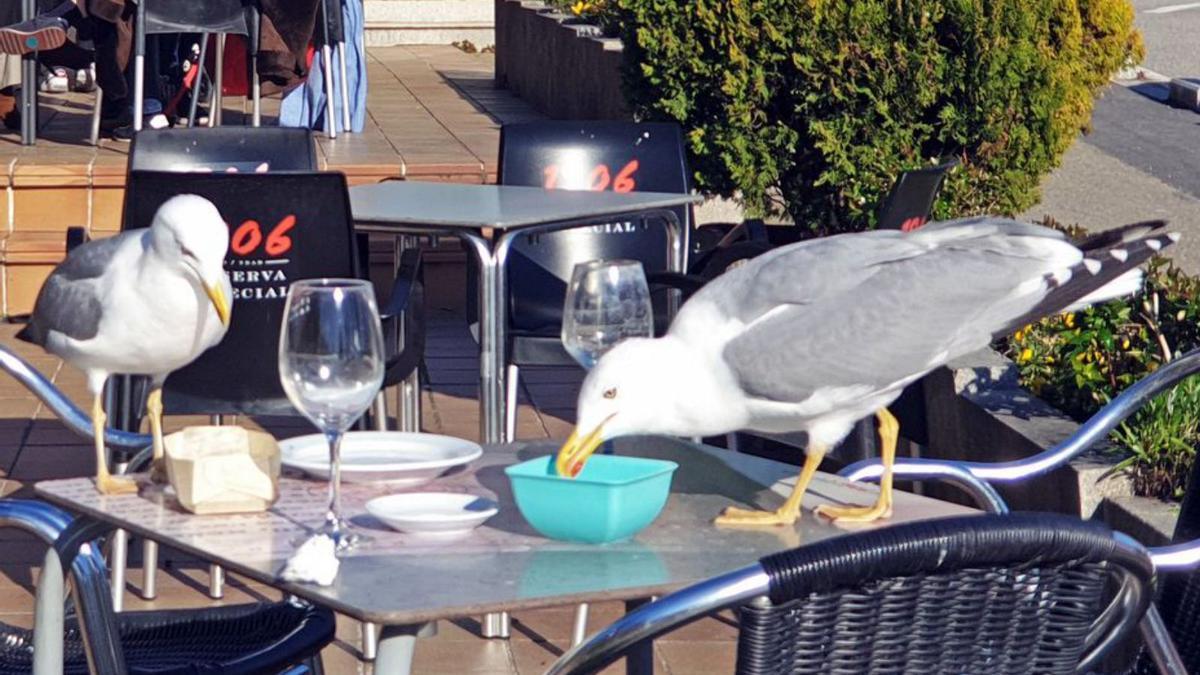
[349,182,702,446]
[36,437,975,674]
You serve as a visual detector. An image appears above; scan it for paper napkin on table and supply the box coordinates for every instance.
[281,534,340,587]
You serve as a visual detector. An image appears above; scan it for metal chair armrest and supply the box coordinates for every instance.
[0,346,152,452]
[839,459,1011,514]
[546,564,769,675]
[0,500,126,674]
[840,349,1200,500]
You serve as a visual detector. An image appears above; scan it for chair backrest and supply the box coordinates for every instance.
[875,158,960,231]
[122,171,362,415]
[127,127,319,173]
[550,513,1154,675]
[496,121,692,332]
[142,0,252,36]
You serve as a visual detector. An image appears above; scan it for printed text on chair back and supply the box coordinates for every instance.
[128,127,319,174]
[122,171,362,415]
[498,122,691,331]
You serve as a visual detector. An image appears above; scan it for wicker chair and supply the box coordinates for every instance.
[839,348,1200,674]
[0,499,335,674]
[548,513,1155,675]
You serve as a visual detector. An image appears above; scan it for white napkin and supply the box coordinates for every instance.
[280,534,340,587]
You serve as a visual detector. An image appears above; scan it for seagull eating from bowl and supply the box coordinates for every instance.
[555,217,1177,526]
[17,194,233,494]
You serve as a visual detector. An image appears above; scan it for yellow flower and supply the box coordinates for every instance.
[1063,313,1075,328]
[1013,329,1025,341]
[1019,348,1033,363]
[1122,338,1130,350]
[1044,355,1055,364]
[570,0,590,14]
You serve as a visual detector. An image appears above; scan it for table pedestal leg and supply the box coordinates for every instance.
[376,621,437,675]
[624,598,654,675]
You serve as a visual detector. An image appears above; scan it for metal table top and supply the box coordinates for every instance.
[36,438,974,626]
[349,182,701,230]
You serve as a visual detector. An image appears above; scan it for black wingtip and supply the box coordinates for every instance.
[1076,220,1170,251]
[14,325,33,344]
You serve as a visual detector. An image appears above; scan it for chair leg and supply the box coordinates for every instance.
[132,0,145,132]
[303,654,326,674]
[337,41,351,132]
[89,83,102,146]
[207,414,225,598]
[361,621,378,661]
[212,34,225,127]
[401,370,420,432]
[321,43,336,139]
[571,603,589,646]
[140,539,158,599]
[505,364,519,442]
[189,34,208,128]
[373,391,388,431]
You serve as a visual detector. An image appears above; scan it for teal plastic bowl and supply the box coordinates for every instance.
[505,455,678,544]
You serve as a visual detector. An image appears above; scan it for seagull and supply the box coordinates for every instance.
[555,217,1178,526]
[18,194,232,494]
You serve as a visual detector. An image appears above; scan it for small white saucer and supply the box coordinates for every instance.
[366,493,499,537]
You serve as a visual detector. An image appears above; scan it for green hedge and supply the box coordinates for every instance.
[614,0,1141,232]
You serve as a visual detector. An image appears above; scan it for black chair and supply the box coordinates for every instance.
[133,0,262,131]
[875,158,961,231]
[121,171,422,419]
[117,172,423,624]
[0,498,334,674]
[1133,451,1200,674]
[127,126,319,172]
[486,121,693,439]
[549,513,1155,675]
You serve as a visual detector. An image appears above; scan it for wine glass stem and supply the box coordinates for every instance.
[325,430,344,529]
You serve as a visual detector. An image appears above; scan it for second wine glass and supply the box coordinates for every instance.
[562,259,654,370]
[279,279,385,552]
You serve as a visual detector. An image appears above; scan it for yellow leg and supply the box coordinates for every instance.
[816,409,897,523]
[715,445,826,527]
[146,388,167,483]
[92,394,137,495]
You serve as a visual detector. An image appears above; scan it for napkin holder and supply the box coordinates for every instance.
[165,426,281,514]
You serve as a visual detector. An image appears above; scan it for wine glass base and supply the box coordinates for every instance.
[293,517,373,554]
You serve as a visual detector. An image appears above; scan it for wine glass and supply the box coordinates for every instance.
[279,279,385,552]
[562,259,654,369]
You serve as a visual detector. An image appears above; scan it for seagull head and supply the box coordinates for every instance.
[149,194,232,327]
[555,336,742,478]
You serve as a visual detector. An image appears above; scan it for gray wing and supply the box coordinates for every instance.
[22,231,142,345]
[715,219,1077,403]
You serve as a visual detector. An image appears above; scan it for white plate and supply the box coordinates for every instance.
[279,432,483,487]
[366,492,498,537]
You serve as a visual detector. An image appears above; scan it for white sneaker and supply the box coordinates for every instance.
[147,113,169,130]
[39,67,68,93]
[73,65,95,92]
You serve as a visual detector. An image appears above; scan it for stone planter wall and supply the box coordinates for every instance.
[494,0,629,120]
[923,348,1176,544]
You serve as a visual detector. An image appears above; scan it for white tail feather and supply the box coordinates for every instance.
[1063,269,1143,312]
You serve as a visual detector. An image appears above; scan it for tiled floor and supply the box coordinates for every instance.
[0,311,740,674]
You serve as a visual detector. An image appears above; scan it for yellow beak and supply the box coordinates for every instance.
[203,282,231,327]
[554,419,609,478]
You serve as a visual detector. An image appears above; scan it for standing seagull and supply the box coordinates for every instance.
[18,195,232,494]
[556,217,1177,525]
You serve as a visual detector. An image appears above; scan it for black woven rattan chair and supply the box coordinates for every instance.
[549,513,1155,675]
[839,348,1200,674]
[0,499,334,674]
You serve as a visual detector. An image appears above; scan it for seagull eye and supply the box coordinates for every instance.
[603,388,617,400]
